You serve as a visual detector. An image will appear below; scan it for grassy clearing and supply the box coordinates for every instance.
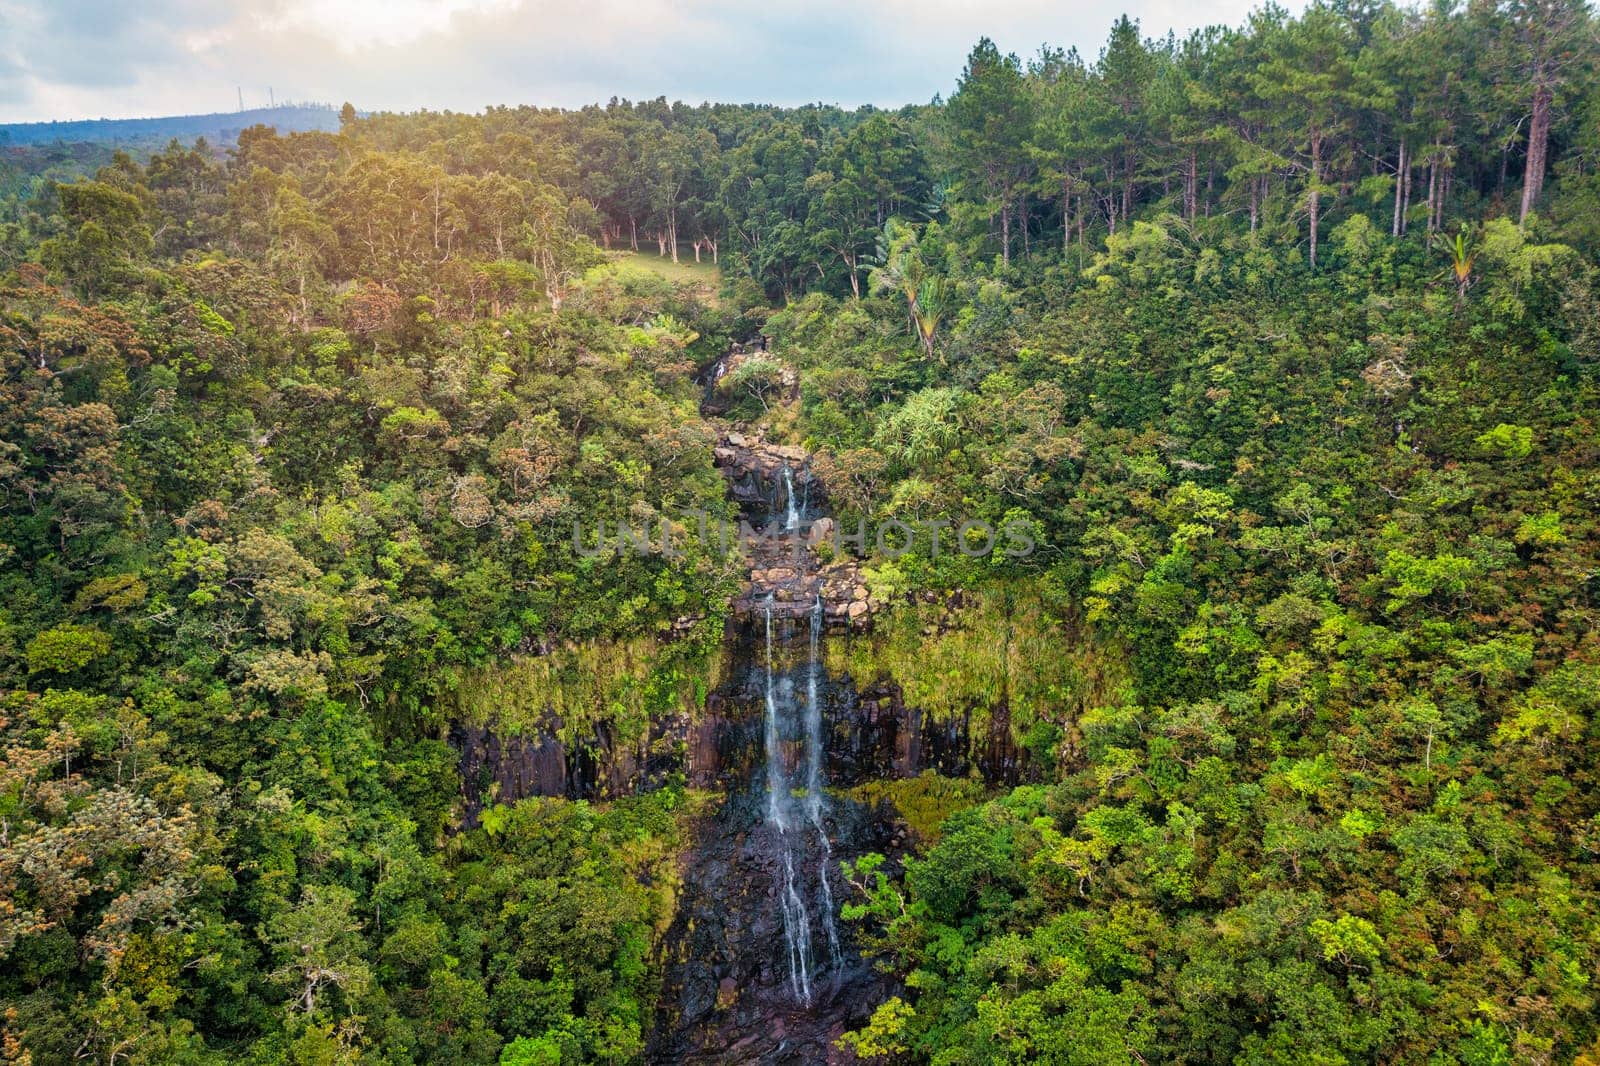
[610,248,722,288]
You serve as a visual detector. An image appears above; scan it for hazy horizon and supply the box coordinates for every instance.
[0,0,1299,125]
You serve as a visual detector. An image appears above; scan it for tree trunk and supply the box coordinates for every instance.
[1018,193,1029,257]
[1062,185,1072,256]
[1392,141,1406,238]
[1521,84,1552,223]
[1185,150,1198,222]
[1077,195,1085,269]
[1121,156,1133,223]
[1000,195,1011,265]
[629,216,638,251]
[1308,136,1322,268]
[1425,158,1438,233]
[1402,158,1412,234]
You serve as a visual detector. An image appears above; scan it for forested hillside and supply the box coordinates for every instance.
[2,1,1599,1063]
[0,105,341,149]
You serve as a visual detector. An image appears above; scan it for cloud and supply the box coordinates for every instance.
[0,0,1294,123]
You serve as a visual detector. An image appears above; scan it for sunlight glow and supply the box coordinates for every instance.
[264,0,524,50]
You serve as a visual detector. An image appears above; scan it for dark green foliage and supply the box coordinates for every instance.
[3,2,1600,1062]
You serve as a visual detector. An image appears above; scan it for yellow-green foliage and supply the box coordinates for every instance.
[825,585,1109,746]
[454,634,724,745]
[840,771,989,843]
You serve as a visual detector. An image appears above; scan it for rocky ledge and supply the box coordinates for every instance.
[713,432,882,628]
[737,545,881,628]
[711,431,814,511]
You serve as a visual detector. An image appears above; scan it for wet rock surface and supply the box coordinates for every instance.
[712,432,880,629]
[700,345,794,416]
[452,663,1022,815]
[452,710,693,828]
[650,620,902,1065]
[650,791,899,1064]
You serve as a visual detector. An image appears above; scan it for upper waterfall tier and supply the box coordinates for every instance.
[712,431,884,627]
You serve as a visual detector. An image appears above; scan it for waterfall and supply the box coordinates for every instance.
[763,599,787,830]
[783,465,800,531]
[657,369,880,1060]
[806,595,843,969]
[765,596,816,1004]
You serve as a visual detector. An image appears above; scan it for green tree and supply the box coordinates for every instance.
[947,39,1035,263]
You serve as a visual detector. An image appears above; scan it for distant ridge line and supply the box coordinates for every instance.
[0,104,341,147]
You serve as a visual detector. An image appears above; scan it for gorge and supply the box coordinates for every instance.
[450,356,1035,1061]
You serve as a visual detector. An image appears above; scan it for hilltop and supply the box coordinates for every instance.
[0,103,340,148]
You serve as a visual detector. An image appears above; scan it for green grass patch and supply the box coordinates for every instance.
[611,248,722,287]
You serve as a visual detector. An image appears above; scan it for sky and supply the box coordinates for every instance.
[0,0,1287,125]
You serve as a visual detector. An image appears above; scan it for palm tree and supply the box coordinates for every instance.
[911,275,948,362]
[1435,225,1478,302]
[868,219,947,361]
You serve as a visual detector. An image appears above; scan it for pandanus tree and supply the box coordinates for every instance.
[910,275,949,362]
[868,219,947,361]
[1436,224,1478,301]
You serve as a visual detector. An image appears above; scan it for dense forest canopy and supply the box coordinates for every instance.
[2,0,1600,1062]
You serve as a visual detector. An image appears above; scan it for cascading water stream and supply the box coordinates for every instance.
[783,465,800,531]
[806,594,843,969]
[765,596,816,1004]
[653,372,902,1061]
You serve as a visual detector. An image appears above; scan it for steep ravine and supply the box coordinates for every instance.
[449,350,1031,1061]
[650,435,891,1063]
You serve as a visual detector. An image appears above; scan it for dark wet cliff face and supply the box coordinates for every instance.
[651,616,900,1064]
[657,432,898,1063]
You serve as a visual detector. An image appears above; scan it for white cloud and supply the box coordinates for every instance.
[259,0,523,51]
[0,0,1301,123]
